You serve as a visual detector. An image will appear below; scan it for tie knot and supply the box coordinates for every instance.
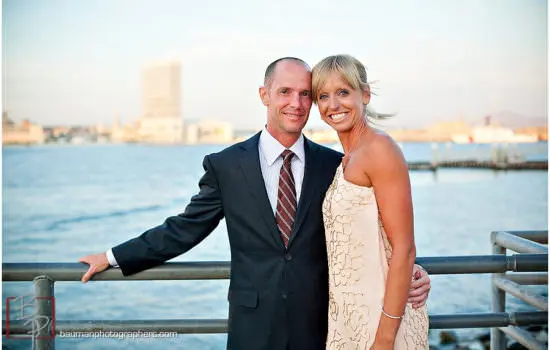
[281,150,294,163]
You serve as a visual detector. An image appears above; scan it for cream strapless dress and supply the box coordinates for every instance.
[322,164,429,349]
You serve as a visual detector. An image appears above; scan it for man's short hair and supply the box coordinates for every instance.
[264,57,311,88]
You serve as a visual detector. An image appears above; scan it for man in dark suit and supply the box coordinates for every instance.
[79,57,430,350]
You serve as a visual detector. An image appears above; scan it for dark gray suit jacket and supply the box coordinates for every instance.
[113,132,343,350]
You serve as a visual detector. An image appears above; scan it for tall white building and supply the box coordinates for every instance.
[139,60,184,143]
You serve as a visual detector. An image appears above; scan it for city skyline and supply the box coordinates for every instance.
[2,0,547,130]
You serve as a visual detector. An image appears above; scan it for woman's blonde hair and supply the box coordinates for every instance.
[311,54,392,120]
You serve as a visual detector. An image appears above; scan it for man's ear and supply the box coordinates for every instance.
[259,86,269,106]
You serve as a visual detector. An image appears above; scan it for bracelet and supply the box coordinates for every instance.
[381,309,404,319]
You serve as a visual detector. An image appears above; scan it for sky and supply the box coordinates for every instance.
[2,0,547,129]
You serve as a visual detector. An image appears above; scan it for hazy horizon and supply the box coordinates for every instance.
[2,0,547,129]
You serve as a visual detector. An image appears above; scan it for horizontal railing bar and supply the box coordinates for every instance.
[491,232,548,254]
[499,326,546,350]
[3,312,547,334]
[504,273,548,285]
[493,276,548,311]
[415,254,547,274]
[4,319,228,335]
[501,231,548,244]
[2,261,231,281]
[3,254,547,281]
[428,312,547,329]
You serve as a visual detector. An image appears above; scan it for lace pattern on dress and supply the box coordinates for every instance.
[323,165,429,349]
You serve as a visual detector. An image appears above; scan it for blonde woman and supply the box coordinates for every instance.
[312,54,429,349]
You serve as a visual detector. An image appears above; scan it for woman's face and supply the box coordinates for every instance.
[316,72,370,132]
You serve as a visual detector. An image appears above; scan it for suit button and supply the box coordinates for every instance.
[281,293,288,300]
[285,254,292,262]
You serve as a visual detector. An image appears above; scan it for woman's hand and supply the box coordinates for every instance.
[368,321,398,350]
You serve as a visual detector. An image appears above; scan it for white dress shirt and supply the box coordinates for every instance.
[258,127,305,214]
[106,128,306,267]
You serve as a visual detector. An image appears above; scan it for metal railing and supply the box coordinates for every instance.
[2,230,547,349]
[490,231,548,350]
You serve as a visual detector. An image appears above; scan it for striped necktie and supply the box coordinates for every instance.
[276,150,296,248]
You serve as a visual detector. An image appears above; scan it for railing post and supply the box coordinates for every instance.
[491,233,507,350]
[34,276,55,350]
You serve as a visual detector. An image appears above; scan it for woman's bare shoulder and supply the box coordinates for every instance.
[360,128,401,159]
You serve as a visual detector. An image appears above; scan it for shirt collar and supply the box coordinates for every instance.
[259,127,305,166]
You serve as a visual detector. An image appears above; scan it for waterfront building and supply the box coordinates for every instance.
[185,120,234,144]
[303,127,339,144]
[2,112,45,145]
[138,59,184,143]
[451,116,540,144]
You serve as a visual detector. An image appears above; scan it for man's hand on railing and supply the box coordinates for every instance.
[78,252,110,283]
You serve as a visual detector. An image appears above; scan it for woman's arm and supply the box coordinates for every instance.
[362,133,416,348]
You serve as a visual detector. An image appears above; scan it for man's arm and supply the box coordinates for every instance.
[408,264,431,308]
[79,155,224,282]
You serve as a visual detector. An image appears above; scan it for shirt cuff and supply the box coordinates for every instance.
[106,249,120,268]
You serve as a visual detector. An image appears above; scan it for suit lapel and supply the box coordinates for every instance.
[238,132,283,248]
[288,138,323,247]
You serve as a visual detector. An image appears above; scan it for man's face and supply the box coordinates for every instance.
[259,61,312,142]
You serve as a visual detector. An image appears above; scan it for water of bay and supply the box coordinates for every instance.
[2,142,547,349]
